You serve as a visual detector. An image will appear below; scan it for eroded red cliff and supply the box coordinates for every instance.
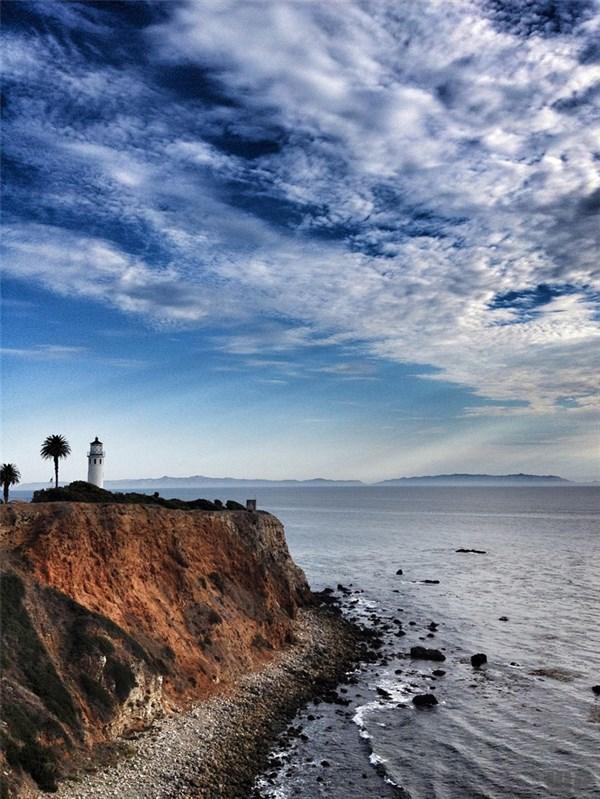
[0,502,310,794]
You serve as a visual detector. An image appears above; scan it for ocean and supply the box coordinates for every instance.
[13,484,600,797]
[225,485,600,799]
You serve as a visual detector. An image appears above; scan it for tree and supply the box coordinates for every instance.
[41,434,71,489]
[1,463,21,503]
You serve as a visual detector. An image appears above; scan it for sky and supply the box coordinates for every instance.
[1,0,599,483]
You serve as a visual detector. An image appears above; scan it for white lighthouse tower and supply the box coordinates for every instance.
[87,436,105,488]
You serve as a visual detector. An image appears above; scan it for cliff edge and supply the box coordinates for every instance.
[0,502,311,795]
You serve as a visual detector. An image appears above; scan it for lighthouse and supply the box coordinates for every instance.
[87,436,105,488]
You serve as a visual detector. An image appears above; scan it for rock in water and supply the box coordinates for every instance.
[471,653,488,668]
[410,646,446,662]
[592,685,600,695]
[412,694,438,707]
[498,616,509,621]
[432,669,446,677]
[396,568,403,575]
[455,548,487,554]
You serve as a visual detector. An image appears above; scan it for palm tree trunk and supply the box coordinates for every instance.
[3,484,8,504]
[54,457,59,489]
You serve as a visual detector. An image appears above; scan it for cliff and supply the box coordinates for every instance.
[0,502,310,795]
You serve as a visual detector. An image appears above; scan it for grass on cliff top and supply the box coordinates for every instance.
[31,481,247,511]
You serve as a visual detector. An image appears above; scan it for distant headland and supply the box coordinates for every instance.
[375,473,571,486]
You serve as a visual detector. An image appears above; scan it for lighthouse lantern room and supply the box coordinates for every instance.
[87,436,105,488]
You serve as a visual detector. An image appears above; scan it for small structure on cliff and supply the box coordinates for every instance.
[87,436,105,488]
[246,499,257,511]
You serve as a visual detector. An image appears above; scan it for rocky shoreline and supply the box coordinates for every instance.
[46,606,364,799]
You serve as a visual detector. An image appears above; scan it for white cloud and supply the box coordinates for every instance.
[0,344,86,360]
[2,0,599,416]
[1,224,243,325]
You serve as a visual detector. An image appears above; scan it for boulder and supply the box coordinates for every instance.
[471,653,487,668]
[592,685,600,695]
[498,616,509,622]
[432,669,446,677]
[410,646,446,662]
[395,568,403,575]
[412,694,438,708]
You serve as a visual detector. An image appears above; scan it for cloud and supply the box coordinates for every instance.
[1,223,244,325]
[0,344,86,360]
[1,0,599,414]
[312,362,380,380]
[0,343,148,370]
[481,0,595,38]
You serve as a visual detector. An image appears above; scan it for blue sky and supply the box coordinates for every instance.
[1,0,599,482]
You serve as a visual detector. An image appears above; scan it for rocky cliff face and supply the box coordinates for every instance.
[0,502,310,795]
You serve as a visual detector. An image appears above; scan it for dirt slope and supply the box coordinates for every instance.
[0,502,310,795]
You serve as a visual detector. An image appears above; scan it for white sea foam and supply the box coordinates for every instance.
[352,701,379,740]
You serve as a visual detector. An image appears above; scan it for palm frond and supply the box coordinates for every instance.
[40,434,72,459]
[0,463,21,485]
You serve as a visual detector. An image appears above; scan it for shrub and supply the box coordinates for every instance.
[251,633,273,650]
[44,588,152,665]
[95,636,115,656]
[208,571,225,593]
[1,572,78,729]
[106,658,136,703]
[32,482,220,511]
[70,621,115,658]
[2,734,60,793]
[15,741,59,792]
[207,608,222,625]
[32,481,113,504]
[79,673,114,717]
[162,644,175,660]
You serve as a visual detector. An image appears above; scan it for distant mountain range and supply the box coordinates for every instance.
[104,476,364,488]
[375,473,571,486]
[108,472,571,487]
[18,472,577,491]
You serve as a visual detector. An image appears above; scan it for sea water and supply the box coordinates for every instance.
[234,485,600,799]
[13,484,600,797]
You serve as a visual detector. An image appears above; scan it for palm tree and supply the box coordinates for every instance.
[41,434,71,489]
[1,463,21,503]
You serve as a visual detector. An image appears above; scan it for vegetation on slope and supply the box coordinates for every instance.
[31,480,247,511]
